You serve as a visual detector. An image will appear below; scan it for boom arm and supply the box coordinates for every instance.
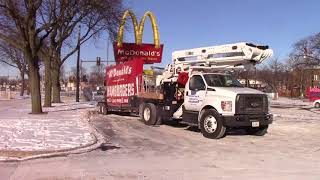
[172,42,273,73]
[156,42,273,85]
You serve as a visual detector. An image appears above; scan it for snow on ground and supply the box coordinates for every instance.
[271,97,320,121]
[0,91,28,101]
[0,97,319,179]
[0,98,96,153]
[83,97,320,179]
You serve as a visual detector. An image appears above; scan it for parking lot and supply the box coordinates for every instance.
[1,98,319,180]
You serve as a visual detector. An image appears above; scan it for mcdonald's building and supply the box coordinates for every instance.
[113,10,164,64]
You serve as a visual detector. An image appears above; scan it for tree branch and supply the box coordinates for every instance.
[60,27,102,65]
[0,59,19,68]
[0,33,23,50]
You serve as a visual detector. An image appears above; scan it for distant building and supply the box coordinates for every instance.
[63,75,90,92]
[289,66,320,98]
[303,66,320,89]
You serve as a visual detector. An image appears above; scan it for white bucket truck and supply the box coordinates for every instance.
[100,42,274,139]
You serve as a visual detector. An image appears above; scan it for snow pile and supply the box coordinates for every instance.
[0,99,97,152]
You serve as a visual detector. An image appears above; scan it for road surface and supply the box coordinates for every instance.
[0,98,319,180]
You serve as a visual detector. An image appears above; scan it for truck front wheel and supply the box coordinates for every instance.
[199,109,226,139]
[141,103,159,125]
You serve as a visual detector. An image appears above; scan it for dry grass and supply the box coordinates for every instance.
[0,150,57,158]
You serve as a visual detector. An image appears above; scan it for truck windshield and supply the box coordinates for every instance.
[203,74,243,87]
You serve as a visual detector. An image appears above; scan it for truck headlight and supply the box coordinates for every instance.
[221,101,232,111]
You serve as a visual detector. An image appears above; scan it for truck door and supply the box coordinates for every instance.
[184,75,207,111]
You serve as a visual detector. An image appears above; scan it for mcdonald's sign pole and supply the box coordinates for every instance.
[113,10,164,64]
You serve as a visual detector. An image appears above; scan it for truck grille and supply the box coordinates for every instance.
[236,94,268,114]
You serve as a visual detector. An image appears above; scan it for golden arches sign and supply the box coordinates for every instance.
[116,10,160,48]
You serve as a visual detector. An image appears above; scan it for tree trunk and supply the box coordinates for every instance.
[28,58,43,114]
[52,59,61,103]
[43,57,52,107]
[20,70,25,96]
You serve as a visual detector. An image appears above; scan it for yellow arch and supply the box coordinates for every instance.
[116,10,139,47]
[116,10,161,48]
[137,11,160,48]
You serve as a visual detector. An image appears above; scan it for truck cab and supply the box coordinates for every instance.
[182,72,273,139]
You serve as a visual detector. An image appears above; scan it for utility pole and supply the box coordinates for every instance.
[300,47,308,98]
[76,25,81,102]
[106,36,110,66]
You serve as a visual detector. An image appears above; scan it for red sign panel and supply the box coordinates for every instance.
[105,59,143,106]
[113,42,163,64]
[306,87,320,101]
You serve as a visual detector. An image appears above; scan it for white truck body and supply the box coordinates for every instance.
[100,42,274,139]
[159,42,273,138]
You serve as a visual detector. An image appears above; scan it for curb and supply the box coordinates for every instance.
[0,110,106,162]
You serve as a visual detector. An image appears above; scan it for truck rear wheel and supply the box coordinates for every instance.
[246,125,268,136]
[199,109,226,139]
[141,103,159,125]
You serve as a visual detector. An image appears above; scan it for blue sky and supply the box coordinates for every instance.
[2,0,320,77]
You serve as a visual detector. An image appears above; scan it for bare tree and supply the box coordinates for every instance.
[89,64,105,86]
[41,0,124,103]
[290,33,320,68]
[41,46,53,107]
[289,32,320,97]
[0,76,9,85]
[0,41,27,96]
[70,66,87,78]
[0,0,123,112]
[0,0,62,113]
[268,58,284,92]
[248,58,286,93]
